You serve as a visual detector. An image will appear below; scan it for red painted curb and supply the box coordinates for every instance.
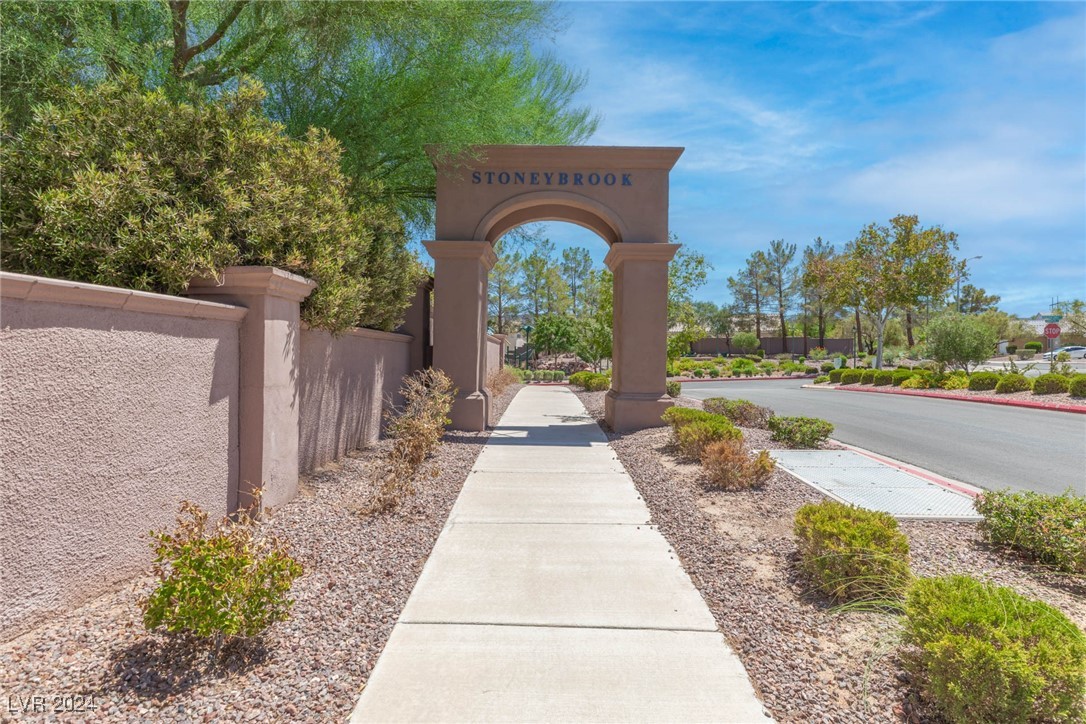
[672,375,818,384]
[829,384,1086,414]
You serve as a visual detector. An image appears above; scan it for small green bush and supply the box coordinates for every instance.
[860,369,878,384]
[873,371,893,386]
[675,418,742,460]
[666,380,682,398]
[804,365,819,375]
[768,415,834,448]
[814,375,830,384]
[143,500,302,640]
[1005,344,1017,355]
[1018,350,1036,360]
[900,375,931,389]
[568,371,592,388]
[794,501,911,605]
[828,368,845,383]
[820,361,835,373]
[661,406,711,429]
[902,575,1086,724]
[892,369,915,386]
[938,374,969,390]
[692,368,705,378]
[995,373,1031,394]
[968,372,1000,391]
[583,373,610,392]
[758,361,776,376]
[522,370,535,382]
[840,369,863,385]
[1032,373,1070,395]
[1025,341,1044,352]
[707,366,721,377]
[1070,374,1086,398]
[702,397,774,429]
[974,489,1086,574]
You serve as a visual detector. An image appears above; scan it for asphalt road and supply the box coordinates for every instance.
[680,379,1086,496]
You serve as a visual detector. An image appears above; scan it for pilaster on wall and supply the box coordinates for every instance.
[604,243,680,432]
[187,267,316,512]
[425,241,496,432]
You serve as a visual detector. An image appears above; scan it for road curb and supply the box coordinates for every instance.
[673,375,818,384]
[811,383,1086,414]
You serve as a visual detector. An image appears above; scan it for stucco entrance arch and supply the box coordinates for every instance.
[425,145,683,432]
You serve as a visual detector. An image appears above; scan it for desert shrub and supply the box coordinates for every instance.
[820,361,835,373]
[487,366,521,396]
[701,439,775,490]
[703,397,773,429]
[675,418,742,460]
[568,371,592,388]
[705,366,719,377]
[758,361,776,376]
[666,380,682,398]
[143,499,302,641]
[814,375,830,384]
[1070,374,1086,398]
[902,575,1086,724]
[995,373,1031,394]
[1018,350,1036,360]
[922,314,998,373]
[732,331,759,354]
[1032,373,1070,395]
[1025,341,1043,352]
[583,373,610,392]
[1005,344,1018,355]
[828,369,845,383]
[900,375,931,389]
[768,415,834,448]
[692,368,705,378]
[363,369,455,513]
[938,374,969,390]
[892,369,915,386]
[731,357,757,375]
[873,371,894,386]
[1,76,418,333]
[661,406,711,429]
[840,369,863,385]
[968,371,1000,391]
[860,369,878,384]
[522,370,535,382]
[712,356,726,365]
[793,501,912,605]
[804,365,819,375]
[779,361,806,376]
[974,489,1086,574]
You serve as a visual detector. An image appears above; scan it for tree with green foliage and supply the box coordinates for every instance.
[1053,299,1086,336]
[802,237,837,347]
[489,240,522,335]
[0,77,418,331]
[922,314,997,372]
[832,215,958,369]
[765,239,798,352]
[728,250,772,338]
[732,331,760,355]
[667,246,711,359]
[532,313,578,359]
[560,247,593,316]
[957,284,1001,315]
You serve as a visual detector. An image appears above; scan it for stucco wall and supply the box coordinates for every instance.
[485,334,504,378]
[0,273,244,639]
[297,325,411,473]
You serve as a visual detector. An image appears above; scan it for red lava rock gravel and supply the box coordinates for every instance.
[0,385,523,723]
[575,389,1085,723]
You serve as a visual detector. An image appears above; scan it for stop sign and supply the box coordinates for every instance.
[1044,323,1061,339]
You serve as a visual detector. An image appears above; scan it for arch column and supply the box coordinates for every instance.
[424,240,496,431]
[604,243,680,432]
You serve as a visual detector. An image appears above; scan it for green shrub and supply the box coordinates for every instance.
[731,357,757,375]
[768,415,834,448]
[793,501,911,605]
[828,369,845,383]
[840,369,863,385]
[820,361,835,373]
[758,361,776,376]
[938,374,969,390]
[1025,341,1044,352]
[804,365,819,375]
[892,369,915,386]
[0,77,418,333]
[1005,344,1017,355]
[568,371,591,388]
[661,406,711,429]
[995,373,1031,394]
[707,366,721,377]
[974,489,1086,574]
[968,372,1000,391]
[873,371,894,386]
[1018,350,1036,360]
[900,375,931,389]
[1032,373,1070,395]
[732,331,759,355]
[922,314,998,373]
[523,370,535,382]
[675,418,742,460]
[1070,374,1086,398]
[583,373,610,392]
[692,368,705,378]
[666,380,682,398]
[712,356,726,365]
[143,500,302,640]
[860,369,878,384]
[703,398,773,429]
[902,575,1086,724]
[814,375,830,384]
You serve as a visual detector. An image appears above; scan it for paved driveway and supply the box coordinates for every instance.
[680,379,1085,496]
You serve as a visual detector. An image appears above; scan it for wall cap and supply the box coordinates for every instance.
[604,242,681,270]
[424,240,498,270]
[187,266,317,303]
[301,322,412,344]
[0,271,247,322]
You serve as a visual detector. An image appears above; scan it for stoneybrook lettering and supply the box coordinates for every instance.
[471,171,633,187]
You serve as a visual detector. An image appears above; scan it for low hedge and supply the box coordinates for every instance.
[892,369,915,386]
[902,575,1086,723]
[828,368,845,383]
[873,370,894,386]
[974,489,1086,574]
[583,373,610,391]
[813,375,830,384]
[900,376,931,390]
[1024,341,1043,351]
[1032,373,1070,395]
[839,369,863,385]
[938,374,969,390]
[767,415,833,448]
[967,371,1000,391]
[702,398,773,429]
[568,371,592,388]
[820,361,835,373]
[794,501,912,605]
[1070,374,1086,398]
[860,369,878,385]
[995,373,1031,394]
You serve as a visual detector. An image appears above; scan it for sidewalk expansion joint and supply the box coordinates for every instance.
[398,620,721,634]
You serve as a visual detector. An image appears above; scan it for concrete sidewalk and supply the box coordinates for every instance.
[351,386,770,723]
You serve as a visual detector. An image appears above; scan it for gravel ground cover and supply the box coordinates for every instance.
[0,384,522,723]
[824,382,1085,410]
[576,390,1085,723]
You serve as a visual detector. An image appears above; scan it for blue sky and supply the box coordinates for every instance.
[522,1,1085,316]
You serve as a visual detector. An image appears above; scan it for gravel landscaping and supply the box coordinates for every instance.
[0,384,522,722]
[575,390,1085,723]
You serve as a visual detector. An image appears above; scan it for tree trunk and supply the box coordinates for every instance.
[854,307,863,357]
[906,309,915,348]
[875,316,886,369]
